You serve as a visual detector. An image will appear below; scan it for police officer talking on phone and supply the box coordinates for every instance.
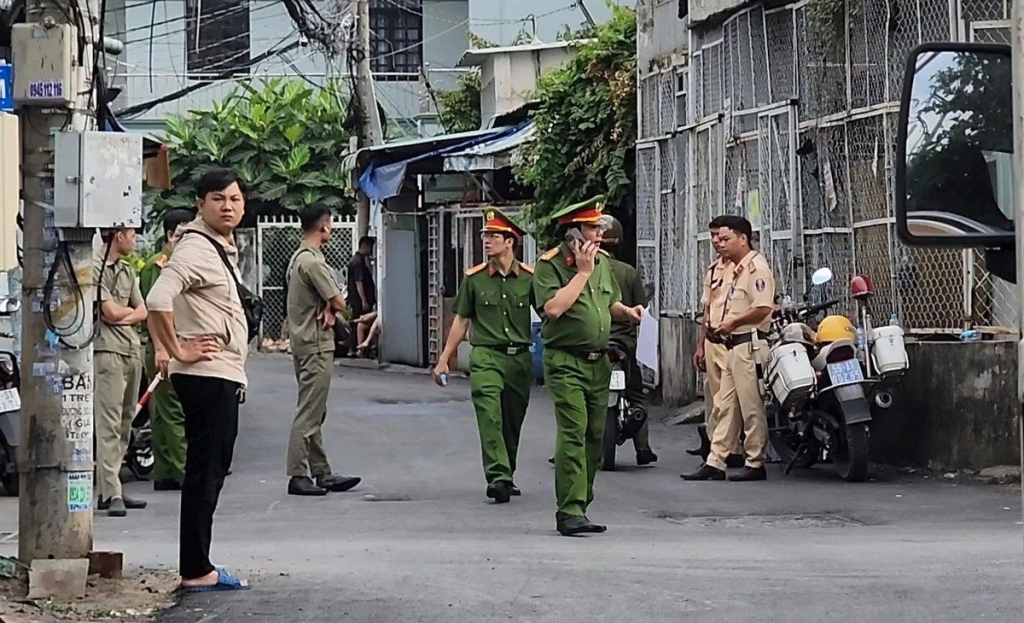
[533,196,645,536]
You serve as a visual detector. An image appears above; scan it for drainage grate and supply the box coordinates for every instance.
[657,513,864,528]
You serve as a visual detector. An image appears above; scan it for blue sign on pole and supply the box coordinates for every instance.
[0,64,13,113]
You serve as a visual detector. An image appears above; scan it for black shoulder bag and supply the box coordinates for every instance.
[185,230,264,344]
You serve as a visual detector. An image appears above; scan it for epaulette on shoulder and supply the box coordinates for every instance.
[520,263,535,274]
[465,262,488,276]
[540,247,560,262]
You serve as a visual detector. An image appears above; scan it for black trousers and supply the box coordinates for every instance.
[171,373,241,580]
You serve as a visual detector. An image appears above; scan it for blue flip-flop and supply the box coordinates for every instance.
[182,568,251,593]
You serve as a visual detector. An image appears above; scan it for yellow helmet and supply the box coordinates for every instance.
[815,315,856,343]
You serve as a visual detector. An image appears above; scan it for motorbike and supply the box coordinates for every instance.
[0,350,21,496]
[764,267,910,482]
[124,373,156,480]
[600,338,648,471]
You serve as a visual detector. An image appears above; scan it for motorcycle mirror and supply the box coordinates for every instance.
[811,267,834,286]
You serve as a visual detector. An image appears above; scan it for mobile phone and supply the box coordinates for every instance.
[564,228,586,247]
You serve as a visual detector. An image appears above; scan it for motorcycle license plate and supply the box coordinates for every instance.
[609,370,626,391]
[827,359,864,385]
[0,388,19,414]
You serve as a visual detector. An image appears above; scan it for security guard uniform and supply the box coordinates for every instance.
[533,197,622,534]
[140,247,187,488]
[454,209,535,501]
[698,256,743,462]
[93,254,145,505]
[706,250,775,477]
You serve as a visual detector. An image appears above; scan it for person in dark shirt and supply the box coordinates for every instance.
[346,236,377,318]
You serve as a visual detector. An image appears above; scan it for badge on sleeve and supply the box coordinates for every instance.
[755,278,766,292]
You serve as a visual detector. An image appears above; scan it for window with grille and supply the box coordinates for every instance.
[370,0,423,80]
[185,0,251,79]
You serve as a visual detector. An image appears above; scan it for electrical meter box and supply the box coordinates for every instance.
[10,23,77,106]
[53,132,143,229]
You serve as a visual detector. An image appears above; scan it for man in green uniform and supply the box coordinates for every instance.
[94,227,148,517]
[285,203,362,497]
[600,215,657,466]
[533,197,645,536]
[139,209,195,491]
[433,209,534,504]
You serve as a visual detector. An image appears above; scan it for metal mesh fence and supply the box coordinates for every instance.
[644,0,1018,332]
[256,216,358,342]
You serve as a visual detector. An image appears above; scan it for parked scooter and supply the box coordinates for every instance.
[124,373,157,480]
[600,338,648,471]
[764,267,910,482]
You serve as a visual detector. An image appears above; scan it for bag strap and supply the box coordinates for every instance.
[183,230,244,291]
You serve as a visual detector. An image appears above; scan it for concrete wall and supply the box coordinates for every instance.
[871,341,1021,470]
[689,0,747,25]
[638,0,688,70]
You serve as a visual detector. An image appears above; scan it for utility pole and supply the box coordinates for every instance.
[10,0,124,593]
[353,0,383,238]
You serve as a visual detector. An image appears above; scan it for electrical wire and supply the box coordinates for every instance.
[41,234,108,350]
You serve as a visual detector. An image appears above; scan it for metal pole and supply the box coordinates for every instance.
[17,0,98,567]
[1010,0,1024,559]
[355,0,383,238]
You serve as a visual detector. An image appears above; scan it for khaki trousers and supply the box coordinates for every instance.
[287,350,333,478]
[703,340,740,454]
[94,350,143,500]
[707,341,768,470]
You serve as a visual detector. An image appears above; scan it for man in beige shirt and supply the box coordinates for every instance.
[93,227,148,517]
[146,168,251,592]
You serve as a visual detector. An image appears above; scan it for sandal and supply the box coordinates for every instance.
[182,567,251,593]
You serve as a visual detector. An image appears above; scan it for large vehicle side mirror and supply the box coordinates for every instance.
[896,43,1015,251]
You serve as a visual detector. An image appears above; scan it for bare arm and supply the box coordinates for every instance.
[148,310,183,360]
[111,304,148,326]
[437,316,471,364]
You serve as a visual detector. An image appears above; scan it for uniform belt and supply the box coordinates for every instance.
[721,331,769,350]
[481,344,530,356]
[550,346,607,362]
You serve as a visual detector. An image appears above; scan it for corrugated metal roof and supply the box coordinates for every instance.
[442,122,536,172]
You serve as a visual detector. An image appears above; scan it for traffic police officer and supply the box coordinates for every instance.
[533,196,644,536]
[599,215,657,466]
[689,216,744,467]
[433,209,534,503]
[683,215,774,482]
[285,203,361,497]
[139,208,195,491]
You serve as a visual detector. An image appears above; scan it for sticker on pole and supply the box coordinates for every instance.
[67,472,92,512]
[0,64,13,113]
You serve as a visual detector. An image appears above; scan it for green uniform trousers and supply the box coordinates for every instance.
[543,348,611,521]
[469,347,532,485]
[287,350,333,478]
[94,350,143,500]
[144,342,187,481]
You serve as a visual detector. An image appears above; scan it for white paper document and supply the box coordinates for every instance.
[636,306,659,372]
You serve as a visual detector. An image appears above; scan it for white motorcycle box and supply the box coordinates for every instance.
[766,342,817,410]
[870,325,909,377]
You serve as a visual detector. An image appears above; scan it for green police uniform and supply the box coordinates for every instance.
[286,241,341,479]
[605,253,653,455]
[533,197,623,529]
[139,248,187,483]
[455,249,535,490]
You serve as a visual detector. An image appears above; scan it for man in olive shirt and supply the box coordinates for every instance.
[533,197,644,536]
[94,227,149,517]
[433,209,534,504]
[600,216,657,466]
[285,203,362,497]
[139,208,194,491]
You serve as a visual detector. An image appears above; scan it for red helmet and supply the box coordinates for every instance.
[850,275,873,299]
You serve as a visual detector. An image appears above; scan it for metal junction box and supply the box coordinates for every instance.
[53,132,143,229]
[10,23,77,106]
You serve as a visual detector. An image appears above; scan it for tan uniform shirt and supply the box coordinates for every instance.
[286,242,341,357]
[145,217,249,387]
[722,250,775,333]
[93,255,144,357]
[701,258,734,329]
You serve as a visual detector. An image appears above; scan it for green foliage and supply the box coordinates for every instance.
[436,71,482,134]
[514,5,637,241]
[148,78,356,225]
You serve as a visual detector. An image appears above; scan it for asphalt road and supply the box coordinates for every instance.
[30,355,1024,622]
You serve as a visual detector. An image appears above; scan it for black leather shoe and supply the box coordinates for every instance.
[510,484,521,496]
[548,456,555,464]
[316,474,361,492]
[486,481,512,503]
[681,464,726,481]
[579,517,607,533]
[121,494,148,509]
[557,515,591,536]
[288,476,328,496]
[725,454,746,469]
[728,466,767,482]
[636,449,659,465]
[686,424,712,457]
[153,478,182,491]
